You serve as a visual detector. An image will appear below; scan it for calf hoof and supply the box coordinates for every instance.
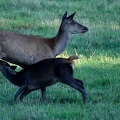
[8,100,15,105]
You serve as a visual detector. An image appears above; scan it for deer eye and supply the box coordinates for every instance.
[64,19,73,24]
[66,19,72,23]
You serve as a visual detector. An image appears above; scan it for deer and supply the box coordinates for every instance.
[0,12,88,68]
[0,55,88,104]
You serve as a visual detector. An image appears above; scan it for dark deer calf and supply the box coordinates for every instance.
[0,56,88,103]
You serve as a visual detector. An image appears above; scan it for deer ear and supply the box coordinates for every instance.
[62,11,67,20]
[67,12,76,21]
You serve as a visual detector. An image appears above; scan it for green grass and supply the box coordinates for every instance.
[0,0,120,119]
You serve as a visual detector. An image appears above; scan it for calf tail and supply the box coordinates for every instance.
[68,55,80,61]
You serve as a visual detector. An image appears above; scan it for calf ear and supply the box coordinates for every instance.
[10,66,17,70]
[8,67,17,75]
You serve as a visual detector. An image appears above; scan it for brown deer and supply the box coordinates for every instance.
[0,55,88,104]
[0,12,88,68]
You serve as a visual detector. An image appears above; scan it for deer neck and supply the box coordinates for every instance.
[52,29,72,56]
[44,22,73,56]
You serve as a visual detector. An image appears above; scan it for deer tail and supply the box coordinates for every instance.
[68,55,80,61]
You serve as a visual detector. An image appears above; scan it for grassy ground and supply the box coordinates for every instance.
[0,0,120,119]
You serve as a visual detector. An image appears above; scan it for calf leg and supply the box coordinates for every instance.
[19,88,46,103]
[14,84,28,102]
[19,89,31,101]
[61,78,88,102]
[41,87,46,103]
[74,78,88,101]
[75,79,84,85]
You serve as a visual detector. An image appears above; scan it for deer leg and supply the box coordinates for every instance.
[14,84,28,102]
[0,47,6,58]
[41,87,46,103]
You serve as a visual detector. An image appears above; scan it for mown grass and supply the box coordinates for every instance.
[0,0,120,119]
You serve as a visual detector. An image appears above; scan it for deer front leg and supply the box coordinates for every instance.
[0,48,6,58]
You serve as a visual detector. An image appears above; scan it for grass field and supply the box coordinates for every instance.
[0,0,120,119]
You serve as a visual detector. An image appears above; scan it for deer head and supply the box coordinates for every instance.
[60,11,88,34]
